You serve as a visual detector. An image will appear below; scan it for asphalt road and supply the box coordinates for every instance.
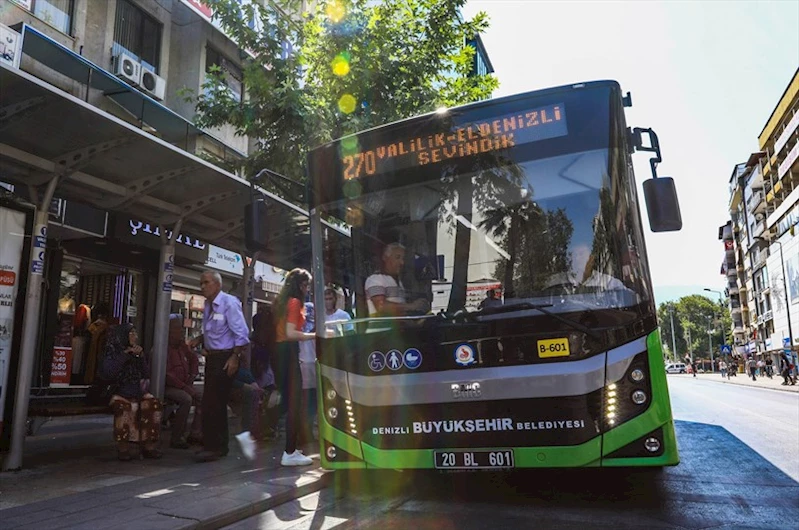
[667,374,799,481]
[229,374,799,530]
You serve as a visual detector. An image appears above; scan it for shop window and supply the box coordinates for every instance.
[50,258,145,387]
[206,46,243,102]
[113,0,162,73]
[11,0,74,35]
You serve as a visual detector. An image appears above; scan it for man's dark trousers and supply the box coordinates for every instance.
[202,352,234,454]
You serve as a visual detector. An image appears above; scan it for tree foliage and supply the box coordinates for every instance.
[657,295,732,361]
[187,0,498,188]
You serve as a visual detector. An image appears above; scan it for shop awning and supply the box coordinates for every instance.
[0,62,347,270]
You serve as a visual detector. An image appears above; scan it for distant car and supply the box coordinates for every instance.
[665,362,687,374]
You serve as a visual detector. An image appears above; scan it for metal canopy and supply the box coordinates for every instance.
[0,62,323,261]
[15,24,244,153]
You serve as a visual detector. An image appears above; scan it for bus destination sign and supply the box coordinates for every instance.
[340,103,568,180]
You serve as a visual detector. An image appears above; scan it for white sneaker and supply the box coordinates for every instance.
[236,431,256,461]
[281,450,313,466]
[265,390,281,409]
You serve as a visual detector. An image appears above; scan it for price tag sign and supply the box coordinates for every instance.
[50,346,72,386]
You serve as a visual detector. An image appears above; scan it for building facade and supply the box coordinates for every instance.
[722,68,799,366]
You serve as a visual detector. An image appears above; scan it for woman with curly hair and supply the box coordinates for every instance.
[273,268,315,467]
[101,323,163,461]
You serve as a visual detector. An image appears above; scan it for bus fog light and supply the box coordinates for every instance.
[326,389,337,401]
[644,437,661,453]
[631,390,647,405]
[326,446,337,459]
[630,369,645,382]
[327,407,339,420]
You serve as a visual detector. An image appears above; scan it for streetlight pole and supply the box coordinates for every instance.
[707,315,714,372]
[668,303,678,362]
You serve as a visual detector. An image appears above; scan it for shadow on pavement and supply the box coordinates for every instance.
[325,421,799,530]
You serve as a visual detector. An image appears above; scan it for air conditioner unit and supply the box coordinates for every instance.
[113,52,141,86]
[139,67,166,100]
[0,23,21,68]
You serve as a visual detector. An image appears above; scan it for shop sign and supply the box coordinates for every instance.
[50,347,72,386]
[0,206,26,432]
[115,218,208,263]
[205,245,244,275]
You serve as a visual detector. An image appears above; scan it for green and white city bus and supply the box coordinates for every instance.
[290,81,681,470]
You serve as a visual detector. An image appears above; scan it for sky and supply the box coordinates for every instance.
[463,0,799,305]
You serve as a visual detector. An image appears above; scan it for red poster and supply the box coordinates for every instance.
[50,347,72,386]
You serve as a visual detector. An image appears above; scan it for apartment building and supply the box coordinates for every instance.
[0,0,271,161]
[723,68,799,365]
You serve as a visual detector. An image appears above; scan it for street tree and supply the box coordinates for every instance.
[657,294,732,361]
[185,0,498,189]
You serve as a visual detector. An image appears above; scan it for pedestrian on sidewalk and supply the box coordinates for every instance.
[765,356,774,378]
[163,314,203,449]
[101,323,163,461]
[780,352,796,386]
[298,301,318,447]
[719,359,727,378]
[274,268,315,467]
[190,271,250,462]
[231,358,262,461]
[251,309,281,441]
[685,356,697,378]
[746,357,757,381]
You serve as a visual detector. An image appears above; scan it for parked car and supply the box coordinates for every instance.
[665,362,687,374]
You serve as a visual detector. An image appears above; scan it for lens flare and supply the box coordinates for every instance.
[338,93,357,114]
[343,180,362,200]
[331,52,351,77]
[325,1,346,23]
[341,135,359,154]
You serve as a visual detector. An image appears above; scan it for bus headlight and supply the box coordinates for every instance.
[630,369,645,382]
[631,390,647,405]
[327,407,339,420]
[326,388,337,401]
[326,446,337,460]
[644,437,661,453]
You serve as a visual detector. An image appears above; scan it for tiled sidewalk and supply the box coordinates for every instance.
[0,425,328,529]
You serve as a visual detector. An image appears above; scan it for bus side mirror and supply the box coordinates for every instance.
[643,177,682,232]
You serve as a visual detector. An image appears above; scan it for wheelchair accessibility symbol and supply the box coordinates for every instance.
[368,351,386,372]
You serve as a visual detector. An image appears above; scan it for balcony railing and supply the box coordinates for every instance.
[747,190,765,212]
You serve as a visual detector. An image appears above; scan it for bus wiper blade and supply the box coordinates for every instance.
[478,302,601,339]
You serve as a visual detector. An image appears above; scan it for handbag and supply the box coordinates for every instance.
[85,378,119,406]
[86,356,136,406]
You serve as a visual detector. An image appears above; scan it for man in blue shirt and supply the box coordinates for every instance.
[191,270,250,462]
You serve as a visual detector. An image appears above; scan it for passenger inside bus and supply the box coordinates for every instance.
[364,242,429,318]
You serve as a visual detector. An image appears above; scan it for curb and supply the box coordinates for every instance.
[713,378,798,394]
[192,469,333,530]
[690,375,799,394]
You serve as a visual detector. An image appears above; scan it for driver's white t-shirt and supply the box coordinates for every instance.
[365,273,406,316]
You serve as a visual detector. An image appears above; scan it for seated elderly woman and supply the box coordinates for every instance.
[101,323,163,461]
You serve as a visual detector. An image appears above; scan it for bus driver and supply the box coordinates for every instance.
[365,243,429,318]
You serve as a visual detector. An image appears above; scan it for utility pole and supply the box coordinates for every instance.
[668,303,678,362]
[707,315,714,372]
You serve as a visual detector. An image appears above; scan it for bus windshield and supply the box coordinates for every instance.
[311,83,653,330]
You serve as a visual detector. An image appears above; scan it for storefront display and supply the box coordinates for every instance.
[47,258,145,387]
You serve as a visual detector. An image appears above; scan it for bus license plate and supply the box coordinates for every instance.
[434,449,515,469]
[537,337,570,358]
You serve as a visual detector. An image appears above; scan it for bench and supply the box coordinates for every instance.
[26,396,181,435]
